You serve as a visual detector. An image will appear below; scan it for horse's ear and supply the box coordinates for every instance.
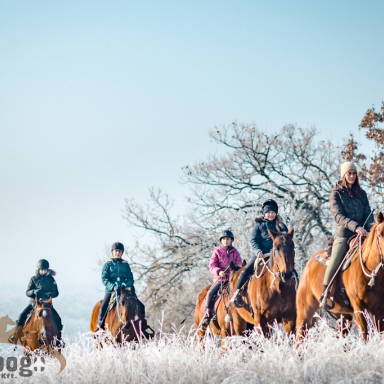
[268,229,279,241]
[377,211,384,223]
[287,227,294,238]
[229,261,235,271]
[242,259,246,267]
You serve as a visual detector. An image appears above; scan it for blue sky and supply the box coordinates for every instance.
[0,0,383,336]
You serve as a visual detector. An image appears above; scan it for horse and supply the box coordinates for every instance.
[194,260,251,343]
[9,298,61,356]
[296,212,384,341]
[90,285,148,344]
[234,228,297,337]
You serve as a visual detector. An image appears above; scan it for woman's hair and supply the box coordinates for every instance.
[275,215,286,232]
[341,173,362,198]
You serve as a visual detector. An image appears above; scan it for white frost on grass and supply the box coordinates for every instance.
[1,315,384,384]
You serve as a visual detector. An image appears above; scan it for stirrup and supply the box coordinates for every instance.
[319,293,335,310]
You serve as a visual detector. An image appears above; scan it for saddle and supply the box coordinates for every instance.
[314,235,360,271]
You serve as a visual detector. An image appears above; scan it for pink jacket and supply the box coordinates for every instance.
[209,246,242,282]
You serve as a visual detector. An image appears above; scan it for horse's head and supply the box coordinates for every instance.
[35,297,53,343]
[117,285,139,324]
[268,227,295,280]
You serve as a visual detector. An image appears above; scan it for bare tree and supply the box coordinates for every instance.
[181,123,340,260]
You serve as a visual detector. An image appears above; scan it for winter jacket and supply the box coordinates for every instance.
[26,269,59,304]
[101,258,134,293]
[250,216,288,257]
[209,246,242,283]
[330,181,374,239]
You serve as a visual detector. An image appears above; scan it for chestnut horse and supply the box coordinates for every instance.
[90,285,148,343]
[234,228,297,337]
[17,298,60,351]
[194,260,251,342]
[296,212,384,341]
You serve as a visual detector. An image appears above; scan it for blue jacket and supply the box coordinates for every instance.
[250,216,288,257]
[101,258,134,293]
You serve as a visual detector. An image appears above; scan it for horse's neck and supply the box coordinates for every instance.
[364,239,382,271]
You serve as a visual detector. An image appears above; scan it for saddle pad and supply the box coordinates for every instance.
[314,250,329,266]
[199,295,222,314]
[314,247,358,270]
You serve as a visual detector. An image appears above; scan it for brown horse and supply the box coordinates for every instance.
[90,285,148,344]
[13,298,61,352]
[194,260,250,343]
[296,212,384,341]
[234,228,297,337]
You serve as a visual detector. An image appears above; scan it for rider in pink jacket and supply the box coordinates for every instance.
[202,230,242,327]
[209,244,242,282]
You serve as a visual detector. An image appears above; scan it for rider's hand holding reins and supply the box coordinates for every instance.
[356,227,368,237]
[219,271,225,278]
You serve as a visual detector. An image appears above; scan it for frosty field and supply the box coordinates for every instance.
[1,314,384,384]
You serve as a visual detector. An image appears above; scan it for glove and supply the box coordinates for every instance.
[113,285,119,291]
[219,271,226,278]
[35,290,44,298]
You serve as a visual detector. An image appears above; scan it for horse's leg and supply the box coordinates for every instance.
[283,317,296,337]
[347,295,369,340]
[232,312,247,336]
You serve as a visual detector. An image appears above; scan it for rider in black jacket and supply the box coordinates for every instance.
[9,259,62,343]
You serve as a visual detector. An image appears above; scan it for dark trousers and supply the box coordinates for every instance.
[99,293,146,320]
[16,304,34,326]
[235,253,271,290]
[205,280,222,312]
[235,256,257,290]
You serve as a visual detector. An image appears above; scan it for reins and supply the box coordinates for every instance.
[359,228,384,287]
[254,242,298,290]
[114,282,139,329]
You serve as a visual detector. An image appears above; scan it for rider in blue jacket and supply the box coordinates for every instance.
[98,242,152,338]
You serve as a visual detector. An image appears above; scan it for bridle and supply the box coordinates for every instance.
[114,283,139,332]
[255,236,297,289]
[359,224,384,287]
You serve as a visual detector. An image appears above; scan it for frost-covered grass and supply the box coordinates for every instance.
[2,314,384,383]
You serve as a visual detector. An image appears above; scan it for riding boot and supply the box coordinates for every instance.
[319,284,335,310]
[8,323,24,344]
[201,309,212,327]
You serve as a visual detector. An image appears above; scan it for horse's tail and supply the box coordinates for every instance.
[90,301,102,332]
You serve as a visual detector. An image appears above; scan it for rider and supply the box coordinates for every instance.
[201,230,242,327]
[231,199,288,307]
[9,259,62,343]
[98,242,152,338]
[320,162,374,308]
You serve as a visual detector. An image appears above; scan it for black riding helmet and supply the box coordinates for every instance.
[36,259,49,270]
[262,199,278,215]
[219,230,234,242]
[111,242,124,253]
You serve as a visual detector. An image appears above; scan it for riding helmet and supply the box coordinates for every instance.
[111,242,124,253]
[36,259,49,270]
[262,199,278,215]
[219,230,234,242]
